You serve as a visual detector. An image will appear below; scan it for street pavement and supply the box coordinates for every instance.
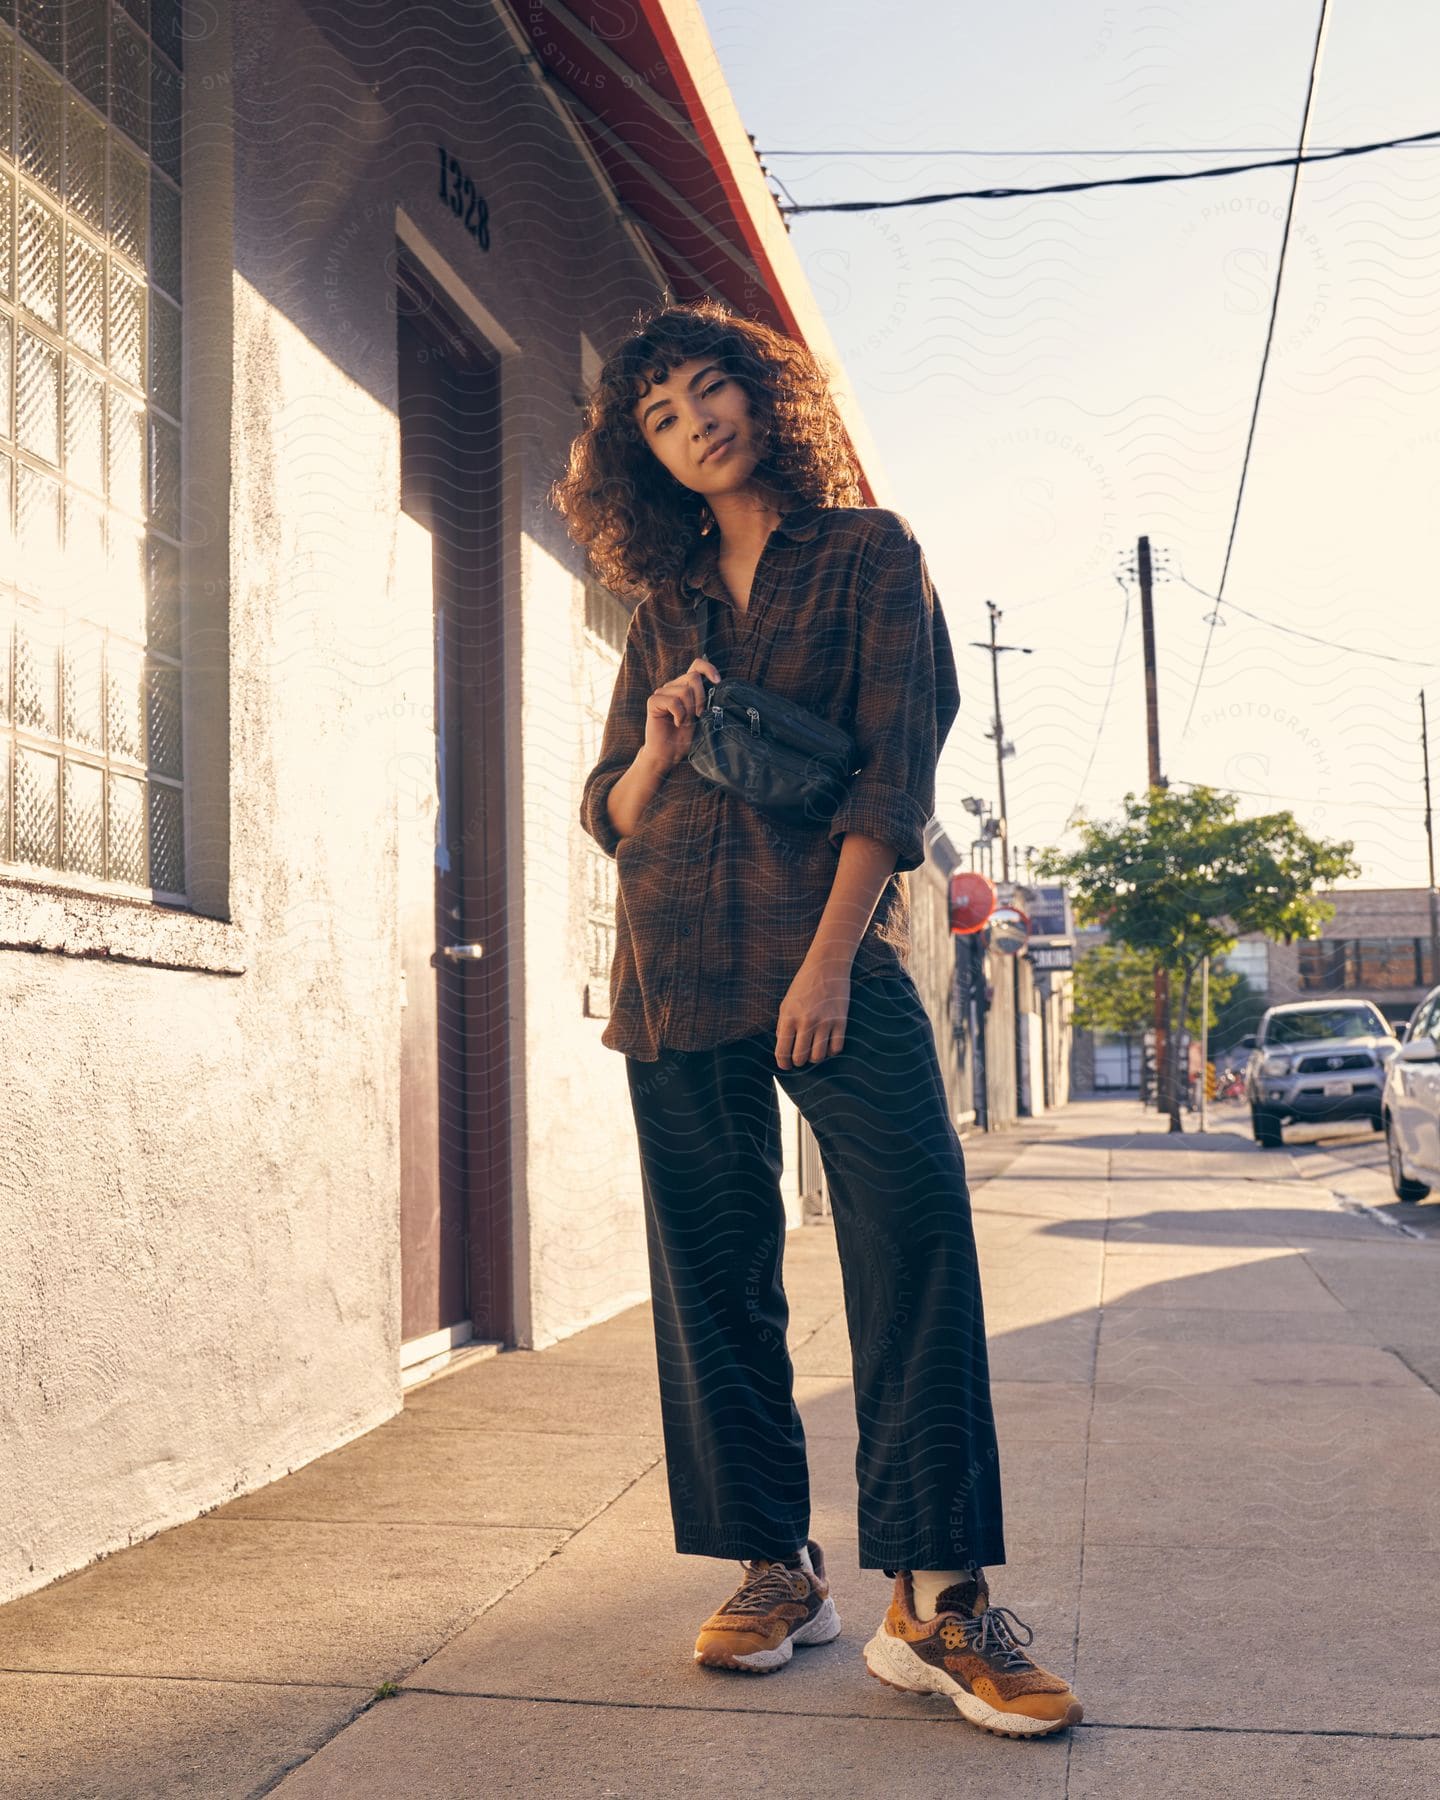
[3,1096,1439,1798]
[1241,1102,1440,1242]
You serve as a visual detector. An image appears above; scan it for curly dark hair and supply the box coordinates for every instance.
[550,298,864,603]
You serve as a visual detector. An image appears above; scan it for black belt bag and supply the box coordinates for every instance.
[686,590,861,829]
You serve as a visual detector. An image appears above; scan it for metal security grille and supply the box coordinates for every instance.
[580,580,625,1017]
[0,2,184,896]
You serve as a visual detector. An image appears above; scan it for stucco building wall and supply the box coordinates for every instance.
[2,0,680,1602]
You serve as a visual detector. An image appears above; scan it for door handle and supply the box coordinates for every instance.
[441,943,485,960]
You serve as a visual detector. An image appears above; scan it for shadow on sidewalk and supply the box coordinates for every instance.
[3,1107,1438,1797]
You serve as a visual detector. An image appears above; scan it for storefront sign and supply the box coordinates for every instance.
[1030,943,1074,971]
[1026,885,1071,937]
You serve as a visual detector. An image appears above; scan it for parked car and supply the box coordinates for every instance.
[1245,1001,1398,1147]
[1381,984,1440,1200]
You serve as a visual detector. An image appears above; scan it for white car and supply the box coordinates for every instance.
[1381,983,1440,1201]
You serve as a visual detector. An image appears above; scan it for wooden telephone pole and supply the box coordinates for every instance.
[1137,536,1170,1113]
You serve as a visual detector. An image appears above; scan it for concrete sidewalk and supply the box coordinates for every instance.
[4,1099,1440,1797]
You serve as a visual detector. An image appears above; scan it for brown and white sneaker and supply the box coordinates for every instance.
[864,1569,1083,1737]
[693,1539,842,1673]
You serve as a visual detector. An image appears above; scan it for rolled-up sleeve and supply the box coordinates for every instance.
[826,513,960,873]
[580,605,653,858]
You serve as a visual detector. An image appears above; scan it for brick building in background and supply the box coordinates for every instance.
[1255,886,1440,1029]
[1072,886,1440,1092]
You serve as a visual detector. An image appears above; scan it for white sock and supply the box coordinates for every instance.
[911,1567,981,1621]
[752,1544,814,1575]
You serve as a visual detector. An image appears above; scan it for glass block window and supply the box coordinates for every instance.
[580,580,628,1019]
[0,5,185,897]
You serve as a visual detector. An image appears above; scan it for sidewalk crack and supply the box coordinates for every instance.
[246,1453,665,1797]
[1385,1345,1440,1400]
[1065,1144,1112,1799]
[389,1688,1440,1742]
[787,1306,846,1356]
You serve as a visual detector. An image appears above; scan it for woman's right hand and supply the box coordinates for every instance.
[644,657,722,768]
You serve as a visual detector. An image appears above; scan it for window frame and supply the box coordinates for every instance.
[0,3,243,973]
[579,575,628,1020]
[1,10,183,898]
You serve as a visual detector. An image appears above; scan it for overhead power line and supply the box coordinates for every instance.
[1169,776,1428,815]
[776,118,1429,214]
[1179,0,1333,738]
[766,141,1440,160]
[1172,572,1440,669]
[1065,571,1133,825]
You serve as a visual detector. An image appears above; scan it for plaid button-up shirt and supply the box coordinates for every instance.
[580,503,960,1062]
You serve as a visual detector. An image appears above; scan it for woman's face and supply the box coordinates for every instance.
[631,355,764,499]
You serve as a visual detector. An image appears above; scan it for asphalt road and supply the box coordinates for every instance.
[1181,1095,1440,1241]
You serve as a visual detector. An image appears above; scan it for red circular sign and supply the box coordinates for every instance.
[949,871,997,935]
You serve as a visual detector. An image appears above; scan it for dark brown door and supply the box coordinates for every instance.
[396,258,512,1348]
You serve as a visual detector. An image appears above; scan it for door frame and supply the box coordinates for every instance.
[393,210,522,1346]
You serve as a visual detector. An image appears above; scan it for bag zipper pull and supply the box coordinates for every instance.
[746,705,761,736]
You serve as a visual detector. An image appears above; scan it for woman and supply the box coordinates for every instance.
[553,299,1082,1739]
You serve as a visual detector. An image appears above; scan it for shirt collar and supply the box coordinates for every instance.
[678,501,828,605]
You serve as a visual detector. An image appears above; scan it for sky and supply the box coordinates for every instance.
[697,0,1440,890]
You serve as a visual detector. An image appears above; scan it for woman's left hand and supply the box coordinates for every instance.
[775,956,851,1069]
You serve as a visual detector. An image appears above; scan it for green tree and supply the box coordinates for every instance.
[1038,786,1358,1132]
[1074,939,1237,1038]
[1211,969,1266,1055]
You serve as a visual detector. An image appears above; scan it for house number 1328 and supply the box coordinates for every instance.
[436,143,491,251]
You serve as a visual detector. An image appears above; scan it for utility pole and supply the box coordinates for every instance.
[1199,954,1210,1133]
[1423,691,1440,986]
[972,601,1033,884]
[1139,537,1163,790]
[1138,535,1170,1116]
[971,604,1034,1118]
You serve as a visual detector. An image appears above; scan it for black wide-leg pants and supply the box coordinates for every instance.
[624,969,1006,1573]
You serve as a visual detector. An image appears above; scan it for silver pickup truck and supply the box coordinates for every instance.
[1245,1000,1399,1147]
